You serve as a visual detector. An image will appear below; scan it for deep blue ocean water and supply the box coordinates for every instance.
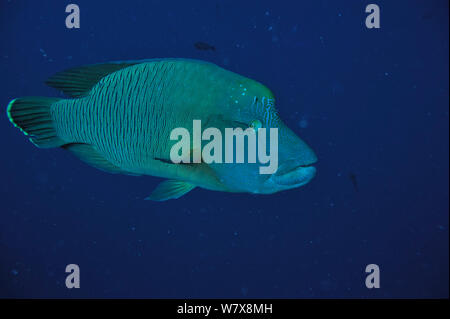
[0,0,448,298]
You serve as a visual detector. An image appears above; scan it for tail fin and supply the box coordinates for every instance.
[7,97,65,148]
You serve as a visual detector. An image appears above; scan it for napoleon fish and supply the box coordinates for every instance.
[7,59,317,201]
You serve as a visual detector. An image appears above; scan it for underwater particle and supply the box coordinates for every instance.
[329,202,335,208]
[320,279,337,292]
[11,269,18,276]
[272,35,279,43]
[268,25,273,31]
[130,226,136,231]
[233,231,238,236]
[265,11,270,16]
[35,172,49,185]
[241,286,249,296]
[39,48,53,62]
[331,81,344,96]
[319,36,325,46]
[298,118,308,129]
[384,72,389,76]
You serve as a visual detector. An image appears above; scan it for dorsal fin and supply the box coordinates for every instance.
[45,62,139,98]
[45,58,217,98]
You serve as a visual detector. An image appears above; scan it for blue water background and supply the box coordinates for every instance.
[0,0,448,298]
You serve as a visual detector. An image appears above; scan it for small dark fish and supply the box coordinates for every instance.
[421,12,433,20]
[349,173,358,192]
[194,42,216,51]
[216,2,221,19]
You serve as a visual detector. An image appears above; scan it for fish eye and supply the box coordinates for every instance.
[250,119,262,131]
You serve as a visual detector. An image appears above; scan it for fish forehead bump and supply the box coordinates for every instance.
[228,75,274,101]
[143,59,275,108]
[219,75,276,117]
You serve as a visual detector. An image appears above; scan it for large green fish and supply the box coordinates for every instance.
[7,59,317,200]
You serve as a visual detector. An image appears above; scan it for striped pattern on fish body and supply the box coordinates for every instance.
[50,60,234,178]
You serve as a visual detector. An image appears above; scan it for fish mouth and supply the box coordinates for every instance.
[273,161,317,186]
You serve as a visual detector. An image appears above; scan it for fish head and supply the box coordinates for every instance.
[206,78,317,194]
[261,123,317,193]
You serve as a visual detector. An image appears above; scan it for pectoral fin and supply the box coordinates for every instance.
[154,146,203,164]
[146,180,196,201]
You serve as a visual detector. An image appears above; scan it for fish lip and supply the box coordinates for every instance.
[272,162,317,186]
[274,159,317,177]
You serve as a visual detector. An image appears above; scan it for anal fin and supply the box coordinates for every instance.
[146,180,196,201]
